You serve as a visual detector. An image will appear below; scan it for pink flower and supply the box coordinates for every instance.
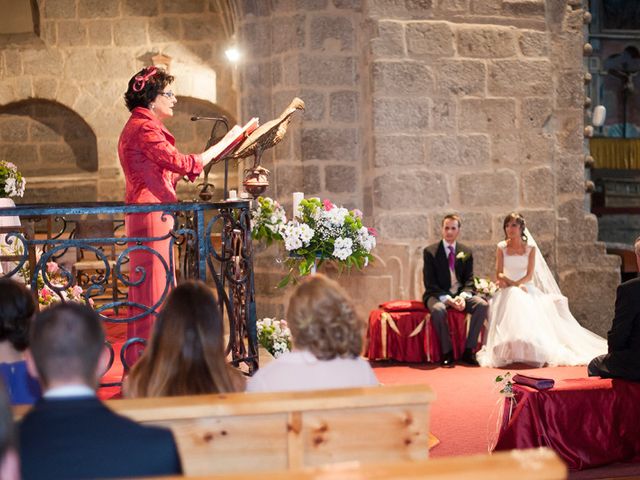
[40,287,52,300]
[88,298,95,306]
[368,227,378,237]
[46,262,59,274]
[322,199,334,211]
[352,209,363,219]
[72,285,83,297]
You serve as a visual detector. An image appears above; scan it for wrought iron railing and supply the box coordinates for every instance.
[0,201,257,383]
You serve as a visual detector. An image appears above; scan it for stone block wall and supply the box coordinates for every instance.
[238,0,618,335]
[0,0,236,204]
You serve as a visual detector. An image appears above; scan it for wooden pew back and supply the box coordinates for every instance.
[105,384,434,476]
[150,448,567,480]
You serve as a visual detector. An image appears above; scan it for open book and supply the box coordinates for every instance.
[209,117,259,161]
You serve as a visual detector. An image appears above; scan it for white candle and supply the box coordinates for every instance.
[228,189,237,200]
[292,192,304,218]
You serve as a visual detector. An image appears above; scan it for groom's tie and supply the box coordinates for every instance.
[448,245,455,271]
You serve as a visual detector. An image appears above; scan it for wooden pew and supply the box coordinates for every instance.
[152,448,567,480]
[105,384,435,476]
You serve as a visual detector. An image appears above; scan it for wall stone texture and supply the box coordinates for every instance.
[0,0,618,336]
[1,0,236,204]
[237,0,618,335]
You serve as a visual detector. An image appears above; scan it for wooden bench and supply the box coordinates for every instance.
[15,384,434,477]
[152,448,567,479]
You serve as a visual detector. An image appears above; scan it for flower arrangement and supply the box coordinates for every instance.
[474,277,499,298]
[256,318,292,358]
[1,241,89,308]
[0,161,26,198]
[37,261,90,308]
[251,196,287,246]
[251,196,377,286]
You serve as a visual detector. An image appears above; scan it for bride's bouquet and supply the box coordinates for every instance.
[474,277,499,298]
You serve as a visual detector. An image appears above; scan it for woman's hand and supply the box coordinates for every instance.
[518,284,528,293]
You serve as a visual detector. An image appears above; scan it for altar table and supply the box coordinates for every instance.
[494,377,640,470]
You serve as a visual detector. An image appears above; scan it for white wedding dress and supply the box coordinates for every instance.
[477,239,607,368]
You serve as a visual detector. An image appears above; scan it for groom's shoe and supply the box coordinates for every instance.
[441,351,455,368]
[461,348,479,366]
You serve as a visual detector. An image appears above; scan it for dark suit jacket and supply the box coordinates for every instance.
[19,396,182,480]
[603,277,640,380]
[423,241,475,304]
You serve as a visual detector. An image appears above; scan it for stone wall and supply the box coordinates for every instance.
[237,0,618,335]
[0,0,237,204]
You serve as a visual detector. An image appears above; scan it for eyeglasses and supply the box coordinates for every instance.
[158,91,175,99]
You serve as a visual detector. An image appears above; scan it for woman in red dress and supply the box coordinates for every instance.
[118,66,220,364]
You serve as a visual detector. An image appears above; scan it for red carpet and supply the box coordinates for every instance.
[372,361,640,479]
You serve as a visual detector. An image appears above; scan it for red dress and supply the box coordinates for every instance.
[118,107,203,361]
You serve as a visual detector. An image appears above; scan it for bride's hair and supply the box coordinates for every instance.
[503,212,528,243]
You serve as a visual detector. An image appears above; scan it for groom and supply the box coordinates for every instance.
[422,214,488,367]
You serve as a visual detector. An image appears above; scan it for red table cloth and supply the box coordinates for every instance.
[366,304,475,363]
[494,377,640,470]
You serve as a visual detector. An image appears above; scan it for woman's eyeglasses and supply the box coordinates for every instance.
[158,91,175,99]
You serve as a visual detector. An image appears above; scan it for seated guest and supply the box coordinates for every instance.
[0,380,19,480]
[20,303,182,480]
[0,278,40,404]
[588,236,640,380]
[125,280,245,397]
[247,274,378,392]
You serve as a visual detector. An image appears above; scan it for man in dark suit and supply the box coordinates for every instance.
[20,302,182,480]
[588,237,640,380]
[423,214,488,367]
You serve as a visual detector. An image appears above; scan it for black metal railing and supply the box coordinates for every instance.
[0,201,257,382]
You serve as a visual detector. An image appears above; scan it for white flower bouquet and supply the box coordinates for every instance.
[257,318,292,358]
[0,161,26,198]
[474,277,499,298]
[251,197,377,286]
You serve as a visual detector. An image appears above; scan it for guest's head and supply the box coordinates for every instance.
[124,66,176,118]
[0,278,35,353]
[0,381,18,480]
[126,281,244,398]
[287,274,364,361]
[441,214,462,244]
[27,303,106,391]
[503,212,528,243]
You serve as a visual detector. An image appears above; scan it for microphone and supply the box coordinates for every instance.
[191,115,228,122]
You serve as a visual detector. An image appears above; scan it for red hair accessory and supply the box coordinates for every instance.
[132,66,158,92]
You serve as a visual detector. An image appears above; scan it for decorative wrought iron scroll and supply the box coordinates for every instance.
[0,201,257,384]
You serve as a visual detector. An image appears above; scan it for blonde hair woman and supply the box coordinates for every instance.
[125,281,245,397]
[247,274,378,392]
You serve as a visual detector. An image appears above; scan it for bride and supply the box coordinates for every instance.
[477,212,607,368]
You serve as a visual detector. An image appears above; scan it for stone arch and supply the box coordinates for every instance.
[0,99,98,203]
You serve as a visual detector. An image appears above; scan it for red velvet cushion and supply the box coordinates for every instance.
[379,300,428,312]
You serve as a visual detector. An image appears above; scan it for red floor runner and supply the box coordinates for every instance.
[372,361,640,479]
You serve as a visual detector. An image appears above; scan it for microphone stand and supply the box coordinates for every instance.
[191,116,231,200]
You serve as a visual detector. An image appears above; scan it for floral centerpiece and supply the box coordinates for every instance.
[0,161,26,198]
[257,318,292,358]
[251,196,377,286]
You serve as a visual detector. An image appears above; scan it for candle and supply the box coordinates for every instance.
[228,189,237,200]
[292,192,304,219]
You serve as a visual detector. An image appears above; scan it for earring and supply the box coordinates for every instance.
[150,103,155,110]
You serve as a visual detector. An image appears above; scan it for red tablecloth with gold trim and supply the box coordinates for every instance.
[366,304,478,363]
[494,378,640,470]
